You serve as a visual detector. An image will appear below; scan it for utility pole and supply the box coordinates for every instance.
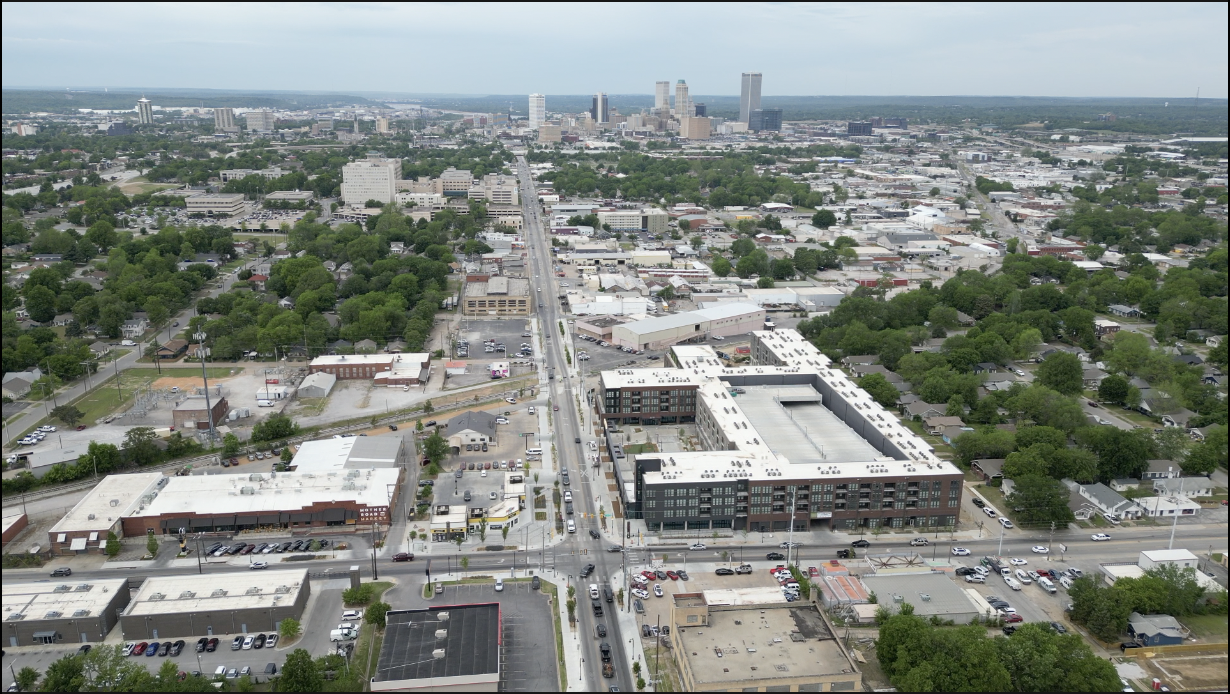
[194,332,217,444]
[1048,521,1056,559]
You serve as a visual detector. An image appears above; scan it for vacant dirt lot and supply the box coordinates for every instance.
[1148,654,1228,690]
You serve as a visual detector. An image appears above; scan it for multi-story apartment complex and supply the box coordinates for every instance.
[468,173,519,205]
[599,330,962,534]
[538,125,562,143]
[341,155,401,206]
[680,116,711,140]
[184,194,245,216]
[596,208,669,233]
[219,167,288,182]
[749,108,782,132]
[740,72,762,125]
[213,107,236,131]
[136,97,154,125]
[528,94,546,128]
[245,109,276,132]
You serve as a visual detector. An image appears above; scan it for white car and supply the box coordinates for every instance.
[505,397,517,404]
[564,491,572,502]
[951,547,971,556]
[999,517,1014,528]
[495,578,503,592]
[653,584,664,597]
[689,543,707,551]
[38,425,57,432]
[1015,569,1032,584]
[1031,546,1049,554]
[631,587,649,599]
[1009,558,1028,566]
[250,561,268,570]
[965,574,985,584]
[1091,533,1112,542]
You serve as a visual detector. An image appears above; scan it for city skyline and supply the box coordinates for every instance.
[2,2,1226,98]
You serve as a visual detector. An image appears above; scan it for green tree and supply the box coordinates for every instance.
[365,601,391,628]
[146,532,159,557]
[812,209,837,229]
[1182,426,1226,475]
[424,432,449,465]
[1006,475,1075,525]
[1036,352,1084,395]
[122,426,161,467]
[25,284,58,323]
[280,648,322,692]
[658,285,676,301]
[16,666,40,692]
[40,653,85,692]
[50,404,84,426]
[222,433,241,458]
[279,617,302,641]
[251,413,299,441]
[859,373,900,408]
[105,531,122,557]
[711,255,732,277]
[1097,373,1129,404]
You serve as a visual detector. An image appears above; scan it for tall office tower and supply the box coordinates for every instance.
[341,155,401,206]
[213,107,235,131]
[375,116,390,133]
[740,72,762,125]
[591,92,608,124]
[674,80,692,118]
[136,97,153,125]
[693,103,706,117]
[655,81,670,110]
[528,93,546,128]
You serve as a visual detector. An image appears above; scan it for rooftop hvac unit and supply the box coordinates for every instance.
[435,629,448,639]
[437,611,450,622]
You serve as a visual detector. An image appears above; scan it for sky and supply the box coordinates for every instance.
[3,2,1227,99]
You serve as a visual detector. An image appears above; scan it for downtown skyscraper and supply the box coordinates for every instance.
[591,92,608,124]
[740,72,762,125]
[528,93,546,128]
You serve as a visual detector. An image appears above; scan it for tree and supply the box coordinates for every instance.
[711,255,732,277]
[730,237,755,257]
[105,531,122,557]
[812,209,837,229]
[222,433,241,458]
[251,413,299,441]
[50,404,84,426]
[16,666,40,692]
[756,276,775,288]
[1006,475,1075,526]
[996,622,1118,692]
[1182,426,1226,475]
[25,284,57,323]
[279,617,302,641]
[1036,352,1083,395]
[280,648,322,692]
[40,653,85,693]
[657,285,676,301]
[146,532,159,557]
[122,427,160,467]
[424,432,449,465]
[1097,373,1129,404]
[859,373,900,408]
[365,601,391,628]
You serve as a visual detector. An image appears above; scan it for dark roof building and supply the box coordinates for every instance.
[372,603,501,692]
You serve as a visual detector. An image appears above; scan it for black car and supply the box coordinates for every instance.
[388,424,398,431]
[972,497,986,508]
[532,576,540,590]
[319,539,330,548]
[51,567,72,577]
[170,640,185,656]
[851,539,871,548]
[196,637,209,652]
[1120,642,1141,651]
[1049,622,1067,635]
[78,644,91,655]
[836,549,852,559]
[589,530,600,540]
[596,624,607,638]
[253,634,266,649]
[419,479,434,486]
[206,542,224,554]
[766,552,785,561]
[655,570,668,580]
[1002,625,1018,636]
[955,567,976,576]
[716,567,735,576]
[580,564,595,578]
[277,541,292,553]
[158,642,170,656]
[677,570,689,581]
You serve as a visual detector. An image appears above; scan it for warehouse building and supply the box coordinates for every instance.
[171,395,229,431]
[669,592,860,692]
[602,330,962,532]
[47,472,165,554]
[463,275,531,316]
[372,603,502,692]
[860,573,982,624]
[290,435,408,473]
[609,302,765,350]
[308,353,430,384]
[297,371,336,398]
[2,578,131,646]
[119,569,309,640]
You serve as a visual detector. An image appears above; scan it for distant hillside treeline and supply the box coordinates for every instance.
[2,89,387,115]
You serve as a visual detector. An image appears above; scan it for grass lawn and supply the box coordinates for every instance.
[1184,614,1228,641]
[623,443,659,455]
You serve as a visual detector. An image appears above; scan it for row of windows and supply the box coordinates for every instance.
[467,299,528,307]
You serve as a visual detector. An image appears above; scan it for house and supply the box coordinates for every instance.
[1207,335,1223,348]
[902,401,945,420]
[941,425,972,444]
[1108,305,1140,318]
[50,313,72,327]
[972,362,998,374]
[89,341,111,359]
[1173,354,1203,367]
[247,274,269,291]
[923,415,965,435]
[154,339,189,360]
[955,311,975,326]
[1161,409,1196,428]
[385,339,407,354]
[1152,477,1213,497]
[2,372,37,399]
[1127,613,1185,647]
[120,318,148,339]
[1078,482,1142,520]
[328,339,353,354]
[971,459,1004,482]
[1142,460,1181,480]
[354,339,378,354]
[1083,368,1109,388]
[1136,495,1202,518]
[1094,319,1121,337]
[841,355,879,367]
[1109,478,1141,492]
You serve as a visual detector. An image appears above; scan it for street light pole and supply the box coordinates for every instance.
[193,331,217,444]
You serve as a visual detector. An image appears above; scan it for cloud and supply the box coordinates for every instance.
[2,2,1226,97]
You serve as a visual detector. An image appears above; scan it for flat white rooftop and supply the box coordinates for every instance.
[49,473,164,535]
[291,436,403,474]
[124,569,308,615]
[737,385,882,463]
[3,578,129,620]
[309,354,395,366]
[132,468,401,519]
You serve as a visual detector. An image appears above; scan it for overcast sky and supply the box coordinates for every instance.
[3,2,1226,98]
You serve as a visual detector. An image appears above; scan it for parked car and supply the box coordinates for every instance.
[716,567,735,576]
[392,552,414,562]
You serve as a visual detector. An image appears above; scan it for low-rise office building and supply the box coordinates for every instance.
[119,569,309,640]
[290,435,409,473]
[47,472,165,553]
[596,208,669,234]
[2,578,131,646]
[463,275,531,316]
[185,194,245,216]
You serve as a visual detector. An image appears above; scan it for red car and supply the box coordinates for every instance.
[641,570,657,580]
[132,642,148,657]
[391,552,414,562]
[239,544,256,555]
[808,566,819,577]
[76,425,87,431]
[666,571,679,581]
[1004,614,1024,624]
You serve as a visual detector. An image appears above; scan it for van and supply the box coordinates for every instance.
[1058,576,1074,590]
[330,628,357,642]
[1038,577,1057,594]
[215,666,227,679]
[257,400,274,407]
[526,447,542,456]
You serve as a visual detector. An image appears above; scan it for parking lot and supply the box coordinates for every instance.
[447,318,538,389]
[431,580,559,692]
[624,557,783,639]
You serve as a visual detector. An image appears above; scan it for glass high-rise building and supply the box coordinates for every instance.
[591,92,608,124]
[528,93,546,128]
[740,72,762,125]
[749,108,781,132]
